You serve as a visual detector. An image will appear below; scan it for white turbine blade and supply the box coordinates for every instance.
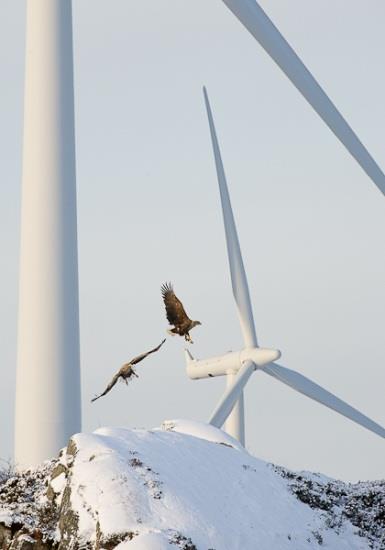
[220,0,385,196]
[263,362,385,439]
[203,87,258,348]
[210,361,255,428]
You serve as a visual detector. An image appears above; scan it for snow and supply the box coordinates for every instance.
[0,461,59,543]
[63,420,374,549]
[1,419,383,549]
[160,418,244,450]
[50,472,66,494]
[117,532,174,549]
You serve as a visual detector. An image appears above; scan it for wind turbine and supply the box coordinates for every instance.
[184,87,385,446]
[15,0,81,468]
[219,0,385,197]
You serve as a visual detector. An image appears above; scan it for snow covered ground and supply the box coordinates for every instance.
[0,420,384,549]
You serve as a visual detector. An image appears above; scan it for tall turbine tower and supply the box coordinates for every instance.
[15,0,81,468]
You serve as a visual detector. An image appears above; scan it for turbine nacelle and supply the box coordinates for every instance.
[186,347,281,380]
[201,88,385,445]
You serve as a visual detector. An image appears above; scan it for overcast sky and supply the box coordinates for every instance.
[1,0,385,482]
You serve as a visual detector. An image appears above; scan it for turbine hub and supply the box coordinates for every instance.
[241,347,281,368]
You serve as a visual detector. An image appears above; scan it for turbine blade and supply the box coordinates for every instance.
[203,87,258,347]
[184,349,194,364]
[263,362,385,439]
[209,361,255,429]
[220,0,385,196]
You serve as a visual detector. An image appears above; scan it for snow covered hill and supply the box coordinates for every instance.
[0,420,384,549]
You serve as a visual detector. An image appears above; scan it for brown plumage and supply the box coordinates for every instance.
[91,339,166,403]
[161,282,201,344]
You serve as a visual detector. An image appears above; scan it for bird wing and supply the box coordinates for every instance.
[161,282,191,326]
[91,371,121,403]
[130,338,166,365]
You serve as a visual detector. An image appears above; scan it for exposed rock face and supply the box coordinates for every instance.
[0,421,384,550]
[274,466,385,550]
[0,460,59,549]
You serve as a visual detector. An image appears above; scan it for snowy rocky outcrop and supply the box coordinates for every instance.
[0,420,384,549]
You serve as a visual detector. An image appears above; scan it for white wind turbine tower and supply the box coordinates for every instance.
[15,0,81,468]
[184,87,385,446]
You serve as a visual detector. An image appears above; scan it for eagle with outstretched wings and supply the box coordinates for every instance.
[91,339,166,402]
[161,282,201,344]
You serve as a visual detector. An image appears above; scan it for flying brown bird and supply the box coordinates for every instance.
[91,339,166,402]
[161,282,201,344]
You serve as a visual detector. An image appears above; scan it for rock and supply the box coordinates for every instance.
[1,423,384,549]
[0,524,13,548]
[57,483,78,549]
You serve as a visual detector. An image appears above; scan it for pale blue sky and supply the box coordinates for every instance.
[1,0,385,481]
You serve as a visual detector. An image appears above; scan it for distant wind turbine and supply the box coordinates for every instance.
[220,0,385,196]
[184,88,385,446]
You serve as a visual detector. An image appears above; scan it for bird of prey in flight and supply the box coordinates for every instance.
[91,339,166,402]
[161,282,201,344]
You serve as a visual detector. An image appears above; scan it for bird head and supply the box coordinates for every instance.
[192,320,202,328]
